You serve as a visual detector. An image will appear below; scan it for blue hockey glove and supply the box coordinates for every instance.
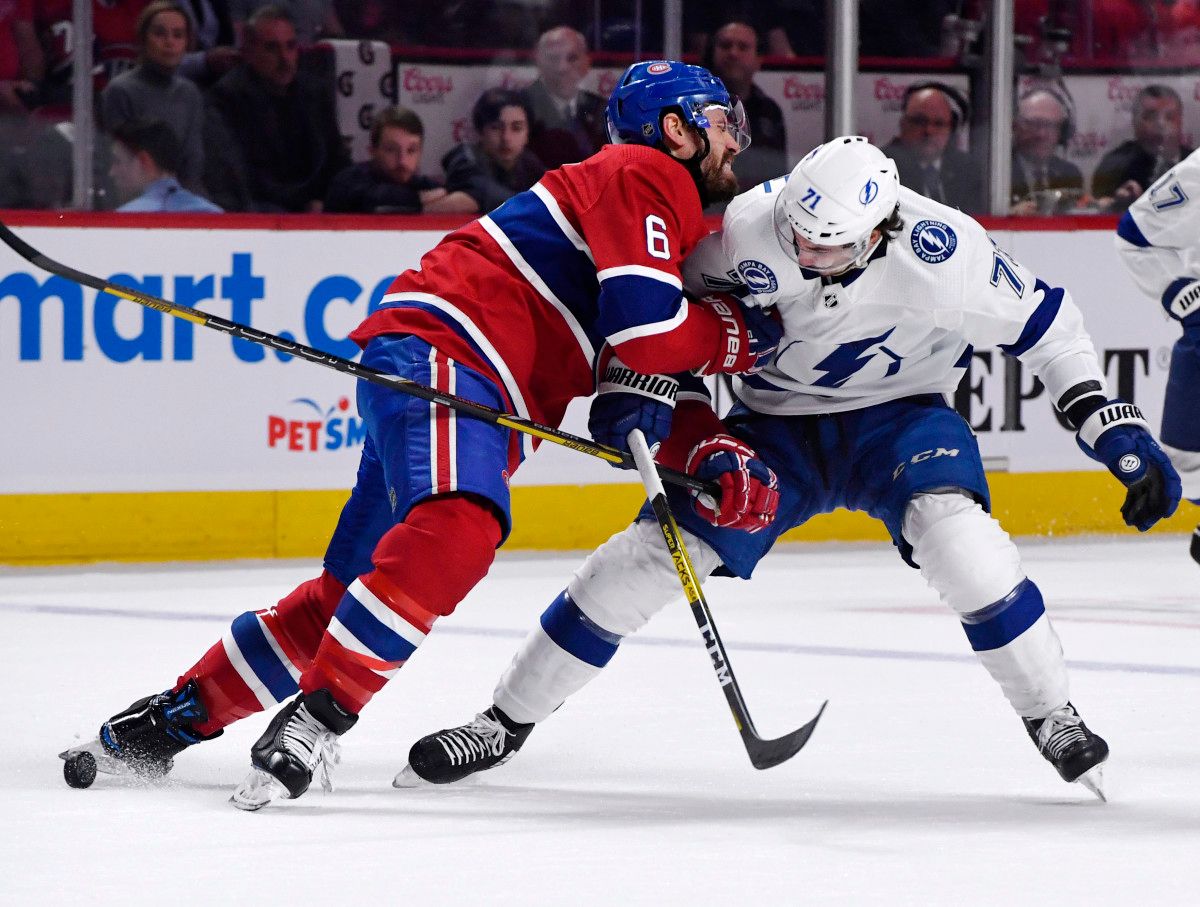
[695,293,783,376]
[1160,277,1200,326]
[589,354,679,457]
[1076,400,1183,531]
[686,434,780,532]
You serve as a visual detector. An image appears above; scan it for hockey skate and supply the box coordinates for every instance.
[59,679,219,789]
[394,706,534,788]
[1023,702,1110,801]
[230,689,358,811]
[1190,525,1199,566]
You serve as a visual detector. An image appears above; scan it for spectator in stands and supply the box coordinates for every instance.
[101,2,205,190]
[109,118,221,211]
[705,20,786,193]
[230,0,342,44]
[177,0,240,85]
[520,27,607,171]
[325,106,475,214]
[442,88,545,216]
[204,5,348,212]
[1093,84,1193,212]
[0,0,45,208]
[34,0,152,104]
[1010,87,1084,215]
[884,81,983,213]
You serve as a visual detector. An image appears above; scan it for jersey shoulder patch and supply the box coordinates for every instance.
[909,219,959,264]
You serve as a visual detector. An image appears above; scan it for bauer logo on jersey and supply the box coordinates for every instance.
[737,259,779,295]
[267,396,366,453]
[859,179,879,206]
[910,220,958,264]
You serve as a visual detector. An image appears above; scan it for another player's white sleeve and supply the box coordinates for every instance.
[681,230,740,298]
[1116,147,1200,301]
[955,227,1107,405]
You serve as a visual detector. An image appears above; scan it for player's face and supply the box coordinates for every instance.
[373,126,422,185]
[791,230,880,276]
[898,89,954,164]
[699,105,743,203]
[246,19,299,90]
[143,10,189,71]
[480,106,530,170]
[1134,96,1182,153]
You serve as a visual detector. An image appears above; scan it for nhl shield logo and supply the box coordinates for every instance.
[910,219,958,264]
[737,259,779,295]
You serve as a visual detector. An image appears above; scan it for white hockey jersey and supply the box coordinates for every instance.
[1115,146,1200,300]
[683,183,1106,415]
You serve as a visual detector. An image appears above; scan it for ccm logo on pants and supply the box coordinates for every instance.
[893,447,960,480]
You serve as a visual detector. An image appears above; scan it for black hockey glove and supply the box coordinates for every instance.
[589,353,678,458]
[1075,399,1182,531]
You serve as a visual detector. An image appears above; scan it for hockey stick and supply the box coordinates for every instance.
[626,429,826,770]
[0,220,715,497]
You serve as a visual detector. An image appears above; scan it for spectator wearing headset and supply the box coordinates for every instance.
[1010,86,1084,215]
[883,81,983,214]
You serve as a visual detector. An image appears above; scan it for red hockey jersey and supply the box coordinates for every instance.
[350,143,723,456]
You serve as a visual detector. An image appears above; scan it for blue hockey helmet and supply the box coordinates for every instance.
[606,60,750,151]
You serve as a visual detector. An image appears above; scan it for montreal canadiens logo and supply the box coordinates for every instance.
[859,179,879,205]
[737,259,779,294]
[1119,454,1141,473]
[910,219,958,263]
[648,62,671,74]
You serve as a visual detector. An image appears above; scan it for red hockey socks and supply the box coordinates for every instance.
[300,494,502,713]
[181,570,346,737]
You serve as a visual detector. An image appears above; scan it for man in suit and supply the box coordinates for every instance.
[1093,84,1193,212]
[883,82,983,214]
[1010,88,1084,215]
[705,20,786,195]
[520,26,607,171]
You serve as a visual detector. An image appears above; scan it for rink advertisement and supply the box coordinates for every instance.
[0,217,1191,560]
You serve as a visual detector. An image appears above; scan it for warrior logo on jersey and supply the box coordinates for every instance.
[859,179,879,205]
[910,220,958,264]
[737,259,779,294]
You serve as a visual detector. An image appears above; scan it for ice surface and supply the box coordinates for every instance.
[1,536,1198,905]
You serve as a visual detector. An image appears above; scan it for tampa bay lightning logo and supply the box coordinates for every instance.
[859,179,879,205]
[737,259,779,295]
[910,219,958,263]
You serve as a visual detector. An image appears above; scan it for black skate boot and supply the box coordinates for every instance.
[1190,525,1199,566]
[229,689,358,811]
[1023,702,1110,801]
[393,706,534,787]
[60,679,220,788]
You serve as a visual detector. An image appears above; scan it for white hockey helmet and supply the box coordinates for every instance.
[774,135,900,275]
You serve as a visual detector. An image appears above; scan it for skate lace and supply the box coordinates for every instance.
[1036,706,1088,760]
[283,705,342,793]
[435,712,509,766]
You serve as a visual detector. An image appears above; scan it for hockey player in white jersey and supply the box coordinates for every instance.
[398,137,1181,799]
[1114,147,1200,563]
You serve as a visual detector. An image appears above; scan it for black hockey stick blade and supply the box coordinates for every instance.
[0,219,718,497]
[743,700,827,770]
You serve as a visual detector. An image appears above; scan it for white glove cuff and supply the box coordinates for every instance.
[597,355,679,406]
[1076,401,1150,449]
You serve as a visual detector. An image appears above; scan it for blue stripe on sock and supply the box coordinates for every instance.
[959,579,1046,652]
[334,593,419,663]
[539,591,621,668]
[230,612,299,702]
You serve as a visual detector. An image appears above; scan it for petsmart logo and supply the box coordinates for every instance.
[268,396,366,452]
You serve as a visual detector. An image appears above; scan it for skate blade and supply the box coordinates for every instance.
[392,765,434,789]
[1076,764,1107,802]
[59,740,133,777]
[230,767,289,811]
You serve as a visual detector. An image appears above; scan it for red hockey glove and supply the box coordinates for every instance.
[694,293,782,376]
[685,434,780,533]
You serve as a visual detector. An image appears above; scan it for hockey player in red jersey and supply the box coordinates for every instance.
[60,61,784,808]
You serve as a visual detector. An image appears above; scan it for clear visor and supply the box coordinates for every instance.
[790,233,869,275]
[696,99,751,152]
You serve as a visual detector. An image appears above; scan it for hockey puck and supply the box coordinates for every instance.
[63,751,97,789]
